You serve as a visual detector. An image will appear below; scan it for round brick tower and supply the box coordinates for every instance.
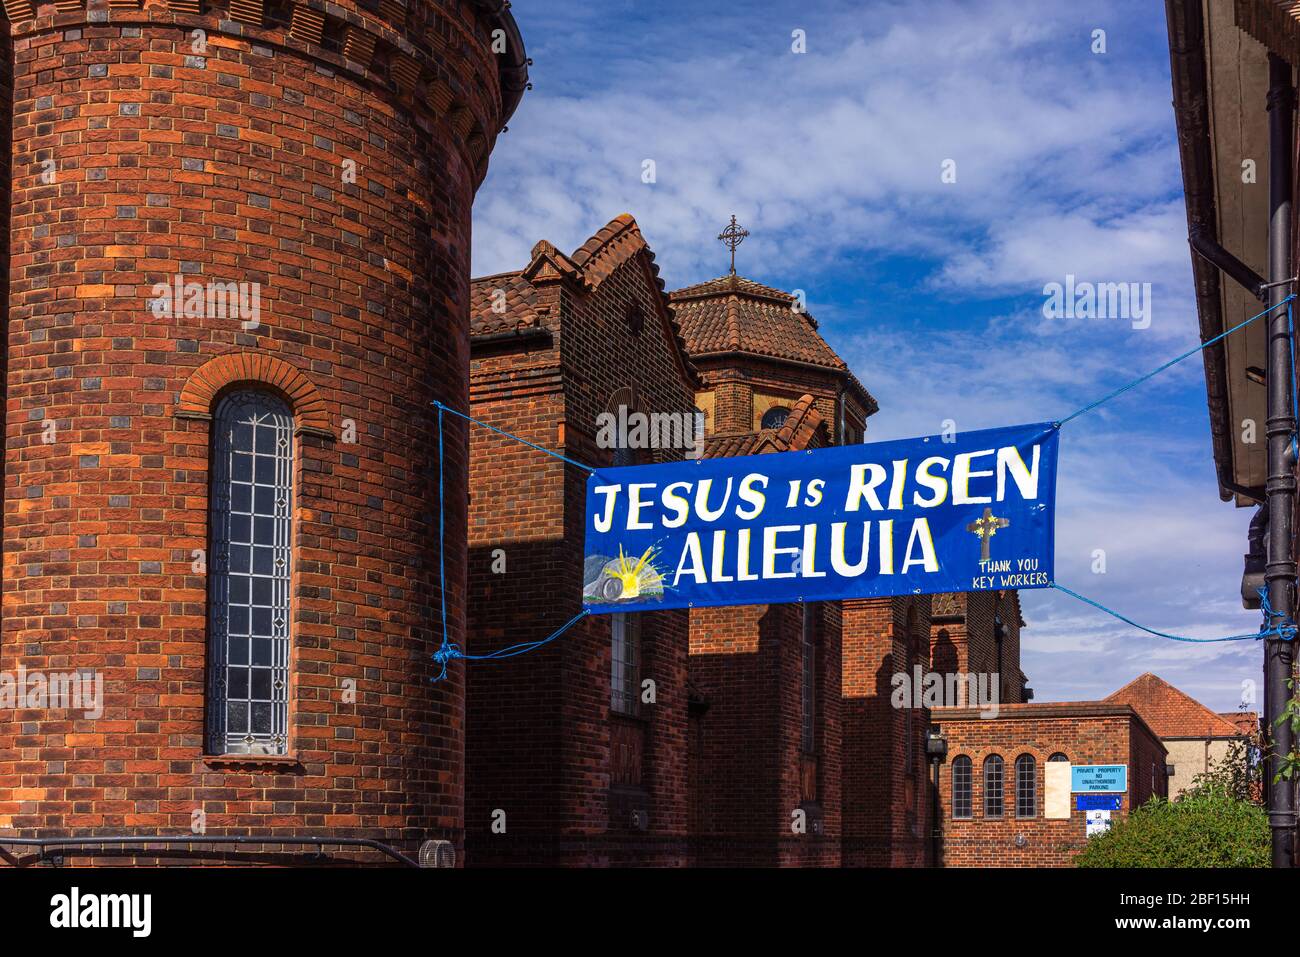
[0,0,526,864]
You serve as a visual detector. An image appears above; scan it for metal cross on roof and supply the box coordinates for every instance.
[718,215,749,276]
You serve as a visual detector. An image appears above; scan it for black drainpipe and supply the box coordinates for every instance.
[1189,223,1268,303]
[1265,52,1297,869]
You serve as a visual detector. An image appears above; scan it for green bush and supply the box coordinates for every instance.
[1074,787,1269,868]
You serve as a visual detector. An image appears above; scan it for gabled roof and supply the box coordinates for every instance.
[469,215,696,385]
[1104,673,1246,740]
[669,274,877,416]
[703,393,826,458]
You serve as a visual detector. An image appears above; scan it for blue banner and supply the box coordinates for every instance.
[582,421,1058,614]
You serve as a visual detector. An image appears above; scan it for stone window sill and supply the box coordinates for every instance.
[203,753,303,771]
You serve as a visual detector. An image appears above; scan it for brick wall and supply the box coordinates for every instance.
[931,591,1028,706]
[688,599,842,866]
[0,0,522,864]
[698,360,845,438]
[465,222,695,866]
[841,595,933,867]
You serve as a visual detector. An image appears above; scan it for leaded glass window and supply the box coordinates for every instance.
[1016,754,1037,818]
[952,756,973,819]
[207,391,293,755]
[983,755,1004,818]
[762,406,790,431]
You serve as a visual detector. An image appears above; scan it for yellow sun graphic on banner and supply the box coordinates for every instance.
[606,544,663,599]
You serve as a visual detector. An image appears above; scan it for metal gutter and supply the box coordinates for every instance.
[470,0,530,125]
[1165,0,1237,502]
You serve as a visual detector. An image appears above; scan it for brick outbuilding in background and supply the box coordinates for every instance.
[933,702,1167,866]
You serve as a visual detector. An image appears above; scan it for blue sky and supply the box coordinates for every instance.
[472,0,1262,714]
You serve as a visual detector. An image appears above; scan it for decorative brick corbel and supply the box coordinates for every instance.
[227,0,263,27]
[1,0,35,21]
[289,3,325,44]
[449,106,475,138]
[391,52,419,93]
[342,25,376,68]
[426,80,454,117]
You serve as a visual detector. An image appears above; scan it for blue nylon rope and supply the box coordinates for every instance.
[1056,294,1296,428]
[1050,294,1300,644]
[1051,582,1294,643]
[433,610,592,681]
[432,399,598,477]
[430,400,595,681]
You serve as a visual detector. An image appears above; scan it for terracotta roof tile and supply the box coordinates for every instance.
[703,430,770,458]
[1104,673,1246,740]
[670,274,844,368]
[1219,711,1260,736]
[469,271,541,337]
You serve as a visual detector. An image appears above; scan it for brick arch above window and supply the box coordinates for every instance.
[176,352,333,439]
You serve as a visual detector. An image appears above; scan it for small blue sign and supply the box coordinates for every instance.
[1072,765,1128,793]
[1077,794,1123,811]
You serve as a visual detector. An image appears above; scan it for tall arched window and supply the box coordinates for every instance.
[983,755,1004,817]
[207,391,294,755]
[1015,754,1037,818]
[952,755,973,819]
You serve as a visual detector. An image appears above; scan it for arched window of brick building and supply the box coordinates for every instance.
[952,756,973,819]
[1049,752,1069,763]
[606,385,648,467]
[206,390,294,756]
[1015,754,1037,818]
[761,406,790,431]
[983,755,1004,818]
